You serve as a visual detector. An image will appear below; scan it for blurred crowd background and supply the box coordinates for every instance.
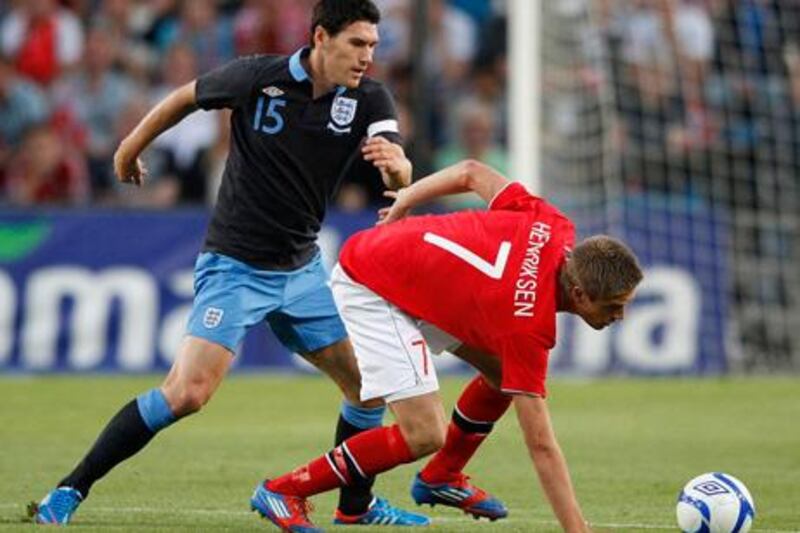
[0,0,798,212]
[0,0,510,210]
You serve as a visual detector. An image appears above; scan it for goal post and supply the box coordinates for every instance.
[508,0,541,194]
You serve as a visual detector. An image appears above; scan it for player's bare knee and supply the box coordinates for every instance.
[179,391,208,415]
[426,423,447,453]
[399,420,446,458]
[407,429,444,458]
[164,392,197,417]
[163,382,213,416]
[392,392,446,457]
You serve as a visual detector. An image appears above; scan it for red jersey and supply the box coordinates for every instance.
[340,183,575,396]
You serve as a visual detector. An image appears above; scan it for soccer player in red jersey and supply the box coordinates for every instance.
[255,159,643,532]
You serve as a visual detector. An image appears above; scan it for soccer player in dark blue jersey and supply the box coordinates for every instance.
[31,1,427,528]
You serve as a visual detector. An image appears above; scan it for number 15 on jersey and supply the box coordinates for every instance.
[253,96,287,135]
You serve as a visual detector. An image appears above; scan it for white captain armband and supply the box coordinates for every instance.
[367,119,399,138]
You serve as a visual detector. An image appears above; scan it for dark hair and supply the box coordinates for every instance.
[309,0,381,47]
[561,235,643,300]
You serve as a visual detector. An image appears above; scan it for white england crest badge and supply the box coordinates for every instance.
[330,96,358,127]
[203,307,224,328]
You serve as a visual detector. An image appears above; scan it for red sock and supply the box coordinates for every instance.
[420,375,511,483]
[267,424,413,498]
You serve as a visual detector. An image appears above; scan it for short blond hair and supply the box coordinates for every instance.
[561,235,643,300]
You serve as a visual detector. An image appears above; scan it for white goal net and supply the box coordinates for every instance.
[538,0,800,372]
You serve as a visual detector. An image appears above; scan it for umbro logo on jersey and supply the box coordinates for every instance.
[203,307,224,328]
[262,86,284,97]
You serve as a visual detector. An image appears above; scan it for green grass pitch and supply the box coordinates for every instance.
[1,375,798,532]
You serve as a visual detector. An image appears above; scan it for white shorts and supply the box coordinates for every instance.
[331,263,461,403]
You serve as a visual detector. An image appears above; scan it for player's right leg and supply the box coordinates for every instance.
[31,337,233,525]
[253,392,445,532]
[31,252,261,525]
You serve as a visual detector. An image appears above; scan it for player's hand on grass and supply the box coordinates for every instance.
[377,189,411,225]
[113,141,148,187]
[362,136,411,189]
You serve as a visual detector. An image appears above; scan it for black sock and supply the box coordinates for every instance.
[335,415,375,515]
[58,399,157,498]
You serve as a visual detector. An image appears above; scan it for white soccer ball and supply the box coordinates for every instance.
[676,472,756,533]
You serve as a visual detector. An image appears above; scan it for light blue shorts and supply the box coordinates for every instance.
[186,252,347,354]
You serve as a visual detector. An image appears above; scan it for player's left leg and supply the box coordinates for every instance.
[267,255,426,526]
[412,369,511,521]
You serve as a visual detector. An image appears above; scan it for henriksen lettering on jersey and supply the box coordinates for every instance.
[513,221,552,317]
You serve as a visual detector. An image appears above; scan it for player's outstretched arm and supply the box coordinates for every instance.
[113,81,199,186]
[378,159,509,224]
[512,394,591,533]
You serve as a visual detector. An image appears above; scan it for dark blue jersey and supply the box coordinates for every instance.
[195,48,402,270]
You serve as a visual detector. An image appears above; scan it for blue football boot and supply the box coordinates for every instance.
[29,487,83,525]
[410,473,508,521]
[333,496,430,526]
[250,480,322,533]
